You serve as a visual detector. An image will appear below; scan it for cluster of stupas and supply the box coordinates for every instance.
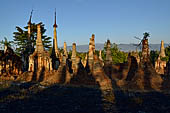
[0,11,170,91]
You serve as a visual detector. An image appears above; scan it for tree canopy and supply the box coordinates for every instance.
[0,37,13,48]
[0,37,13,50]
[13,22,52,56]
[150,50,159,66]
[165,46,170,61]
[103,42,128,64]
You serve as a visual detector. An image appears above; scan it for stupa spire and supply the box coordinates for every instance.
[53,9,59,57]
[35,24,44,52]
[159,40,166,57]
[28,9,33,24]
[53,9,58,28]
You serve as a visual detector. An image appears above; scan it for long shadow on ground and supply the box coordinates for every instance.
[0,83,104,113]
[1,82,170,113]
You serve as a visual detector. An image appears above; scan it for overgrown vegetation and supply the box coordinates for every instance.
[165,46,170,61]
[150,50,159,66]
[150,46,170,66]
[1,26,169,65]
[13,22,52,56]
[0,37,13,48]
[103,42,128,64]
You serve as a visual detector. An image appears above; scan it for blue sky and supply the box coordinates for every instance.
[0,0,170,46]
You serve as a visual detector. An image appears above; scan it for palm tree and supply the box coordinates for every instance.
[0,37,13,48]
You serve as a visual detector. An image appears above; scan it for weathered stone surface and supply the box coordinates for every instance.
[70,59,96,85]
[44,62,72,85]
[160,40,166,57]
[128,66,145,90]
[71,43,77,74]
[65,66,72,84]
[155,40,167,74]
[42,71,60,84]
[0,46,23,76]
[28,24,52,76]
[64,42,68,58]
[103,40,114,80]
[99,50,103,61]
[128,61,163,91]
[93,55,113,91]
[105,40,112,63]
[141,38,150,63]
[88,35,95,73]
[155,58,166,74]
[130,51,140,64]
[89,34,95,52]
[35,24,44,53]
[53,11,59,57]
[17,72,34,82]
[51,13,60,70]
[88,44,93,72]
[0,75,15,81]
[125,55,138,81]
[125,38,163,91]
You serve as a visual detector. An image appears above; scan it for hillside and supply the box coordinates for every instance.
[62,43,169,52]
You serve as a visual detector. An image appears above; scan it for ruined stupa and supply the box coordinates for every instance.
[155,40,167,74]
[87,34,95,72]
[51,10,60,70]
[22,10,34,71]
[141,37,150,63]
[105,40,112,64]
[71,43,78,74]
[28,24,52,73]
[0,45,22,76]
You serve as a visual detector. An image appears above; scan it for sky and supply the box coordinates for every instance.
[0,0,170,46]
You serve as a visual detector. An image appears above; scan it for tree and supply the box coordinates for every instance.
[150,50,159,66]
[103,42,128,64]
[143,32,150,39]
[165,46,170,61]
[13,22,52,56]
[150,46,170,66]
[77,52,87,60]
[0,37,13,48]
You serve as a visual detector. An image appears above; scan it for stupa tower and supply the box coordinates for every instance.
[159,40,166,57]
[27,10,34,49]
[35,24,44,52]
[53,9,59,57]
[27,10,33,40]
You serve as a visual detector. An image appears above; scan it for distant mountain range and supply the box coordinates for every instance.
[62,43,170,52]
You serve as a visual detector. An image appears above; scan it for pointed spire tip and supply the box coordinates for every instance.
[28,9,33,24]
[53,8,58,28]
